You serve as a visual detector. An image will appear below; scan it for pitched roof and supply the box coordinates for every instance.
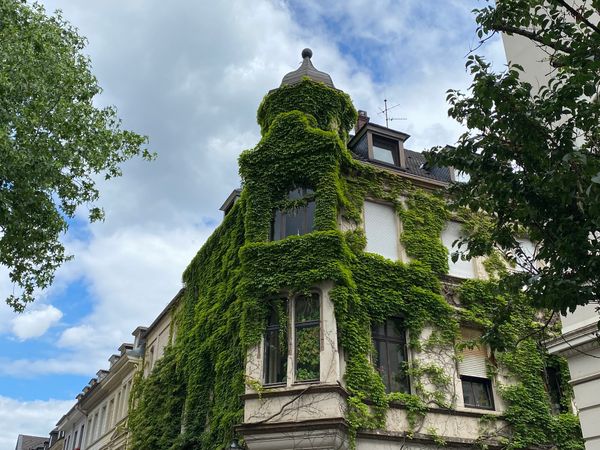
[15,434,48,450]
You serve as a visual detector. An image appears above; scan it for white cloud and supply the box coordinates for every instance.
[11,305,63,341]
[0,395,73,450]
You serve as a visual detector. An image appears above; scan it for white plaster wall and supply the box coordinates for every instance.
[562,303,599,334]
[244,388,346,424]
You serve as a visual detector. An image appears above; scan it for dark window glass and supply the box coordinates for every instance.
[545,366,566,414]
[372,136,399,166]
[461,376,494,409]
[295,294,320,381]
[372,318,410,393]
[264,299,288,384]
[270,188,315,240]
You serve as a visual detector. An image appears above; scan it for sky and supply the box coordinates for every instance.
[0,1,507,448]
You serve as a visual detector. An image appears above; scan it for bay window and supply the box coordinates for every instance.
[263,293,321,385]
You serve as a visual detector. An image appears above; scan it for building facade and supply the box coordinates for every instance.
[125,49,582,449]
[44,290,180,450]
[26,49,583,450]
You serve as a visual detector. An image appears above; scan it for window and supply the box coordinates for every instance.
[363,200,400,261]
[461,376,494,409]
[372,318,410,393]
[115,391,122,422]
[270,188,315,240]
[263,293,321,385]
[99,405,106,435]
[372,135,399,166]
[545,364,567,414]
[86,419,92,445]
[295,294,320,381]
[72,431,78,450]
[92,413,98,440]
[459,328,494,410]
[78,424,84,449]
[441,221,476,278]
[264,299,288,384]
[107,398,114,428]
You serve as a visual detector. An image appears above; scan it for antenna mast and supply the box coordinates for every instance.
[378,99,407,128]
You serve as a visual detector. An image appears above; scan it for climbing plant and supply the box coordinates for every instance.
[128,78,582,450]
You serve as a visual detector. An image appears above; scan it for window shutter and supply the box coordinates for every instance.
[458,329,488,378]
[364,201,399,261]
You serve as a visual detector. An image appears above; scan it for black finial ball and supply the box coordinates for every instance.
[302,48,313,59]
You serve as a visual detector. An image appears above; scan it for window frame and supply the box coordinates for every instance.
[371,318,411,394]
[293,293,321,383]
[262,292,322,386]
[371,134,400,166]
[460,375,495,410]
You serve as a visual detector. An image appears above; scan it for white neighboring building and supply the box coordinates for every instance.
[503,15,600,450]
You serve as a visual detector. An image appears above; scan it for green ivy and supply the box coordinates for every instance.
[128,78,582,450]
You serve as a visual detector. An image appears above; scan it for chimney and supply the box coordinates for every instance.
[355,110,370,133]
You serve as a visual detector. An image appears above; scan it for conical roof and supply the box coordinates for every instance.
[280,48,335,88]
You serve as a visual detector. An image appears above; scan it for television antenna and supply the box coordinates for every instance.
[378,99,407,128]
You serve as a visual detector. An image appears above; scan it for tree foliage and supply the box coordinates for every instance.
[427,0,600,315]
[0,0,152,311]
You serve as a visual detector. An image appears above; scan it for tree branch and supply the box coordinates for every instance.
[555,0,600,35]
[494,23,574,54]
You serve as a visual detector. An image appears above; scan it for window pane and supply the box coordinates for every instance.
[285,208,303,237]
[372,323,385,337]
[372,136,398,166]
[471,380,492,408]
[386,318,406,341]
[287,188,304,200]
[271,211,283,241]
[373,320,410,394]
[373,339,389,390]
[267,300,286,326]
[373,145,396,165]
[462,378,493,409]
[388,341,409,393]
[295,325,320,381]
[295,294,319,323]
[265,328,287,384]
[305,200,315,234]
[462,380,475,407]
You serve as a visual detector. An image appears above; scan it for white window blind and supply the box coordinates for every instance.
[363,201,399,261]
[458,329,487,378]
[515,238,536,271]
[442,221,476,278]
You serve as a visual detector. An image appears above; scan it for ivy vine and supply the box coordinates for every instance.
[128,79,583,450]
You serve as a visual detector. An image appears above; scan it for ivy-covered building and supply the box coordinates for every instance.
[126,49,582,449]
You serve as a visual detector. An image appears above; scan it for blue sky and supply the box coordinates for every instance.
[0,0,505,447]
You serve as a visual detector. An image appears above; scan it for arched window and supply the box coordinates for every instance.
[270,188,315,240]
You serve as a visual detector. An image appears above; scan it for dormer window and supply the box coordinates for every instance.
[372,135,400,166]
[348,120,409,170]
[270,188,315,240]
